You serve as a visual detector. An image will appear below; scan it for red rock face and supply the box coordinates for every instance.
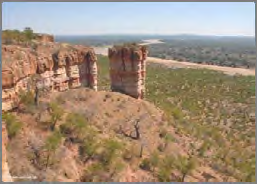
[37,54,54,74]
[2,70,15,89]
[108,45,148,99]
[2,45,38,83]
[2,43,98,111]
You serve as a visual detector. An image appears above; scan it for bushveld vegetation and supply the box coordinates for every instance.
[146,64,255,182]
[2,27,35,44]
[4,54,255,182]
[97,55,255,182]
[148,38,256,69]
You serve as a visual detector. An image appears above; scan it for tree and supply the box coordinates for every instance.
[176,155,197,182]
[48,102,64,131]
[44,130,62,168]
[23,27,34,41]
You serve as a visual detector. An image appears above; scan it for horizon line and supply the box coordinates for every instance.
[54,33,255,37]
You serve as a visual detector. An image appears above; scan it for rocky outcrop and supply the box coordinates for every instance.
[108,44,148,99]
[35,34,54,42]
[2,43,98,111]
[2,45,38,111]
[2,123,13,182]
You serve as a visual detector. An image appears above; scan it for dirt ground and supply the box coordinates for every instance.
[6,88,229,182]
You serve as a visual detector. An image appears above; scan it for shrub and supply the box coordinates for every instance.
[81,163,105,182]
[19,90,36,113]
[2,113,22,139]
[48,102,64,130]
[149,151,160,171]
[140,151,160,172]
[158,166,172,182]
[122,144,143,167]
[159,128,168,138]
[100,139,123,166]
[175,155,198,182]
[164,134,176,143]
[157,155,175,182]
[171,107,183,120]
[60,112,88,140]
[198,141,211,157]
[80,140,99,163]
[140,158,152,171]
[81,160,124,182]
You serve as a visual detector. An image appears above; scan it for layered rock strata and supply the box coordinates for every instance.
[2,45,38,111]
[2,43,98,111]
[108,44,148,99]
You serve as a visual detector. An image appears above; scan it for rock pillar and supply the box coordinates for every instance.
[108,44,148,99]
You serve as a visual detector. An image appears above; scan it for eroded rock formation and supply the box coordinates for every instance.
[35,34,54,42]
[108,44,148,99]
[2,45,38,111]
[2,43,98,111]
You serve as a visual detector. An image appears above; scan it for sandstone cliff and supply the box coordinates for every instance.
[2,43,97,111]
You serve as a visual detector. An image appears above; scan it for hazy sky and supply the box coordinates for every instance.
[2,2,255,36]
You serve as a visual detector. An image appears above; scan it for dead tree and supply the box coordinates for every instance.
[119,119,141,140]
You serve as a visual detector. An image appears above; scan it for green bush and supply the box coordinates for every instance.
[45,130,62,151]
[157,155,175,181]
[2,27,36,44]
[140,158,152,171]
[80,140,99,162]
[158,166,172,182]
[49,102,64,130]
[140,151,160,172]
[81,163,105,182]
[2,113,22,139]
[175,155,198,182]
[100,139,123,166]
[82,160,125,182]
[171,107,183,120]
[60,112,88,140]
[149,151,160,171]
